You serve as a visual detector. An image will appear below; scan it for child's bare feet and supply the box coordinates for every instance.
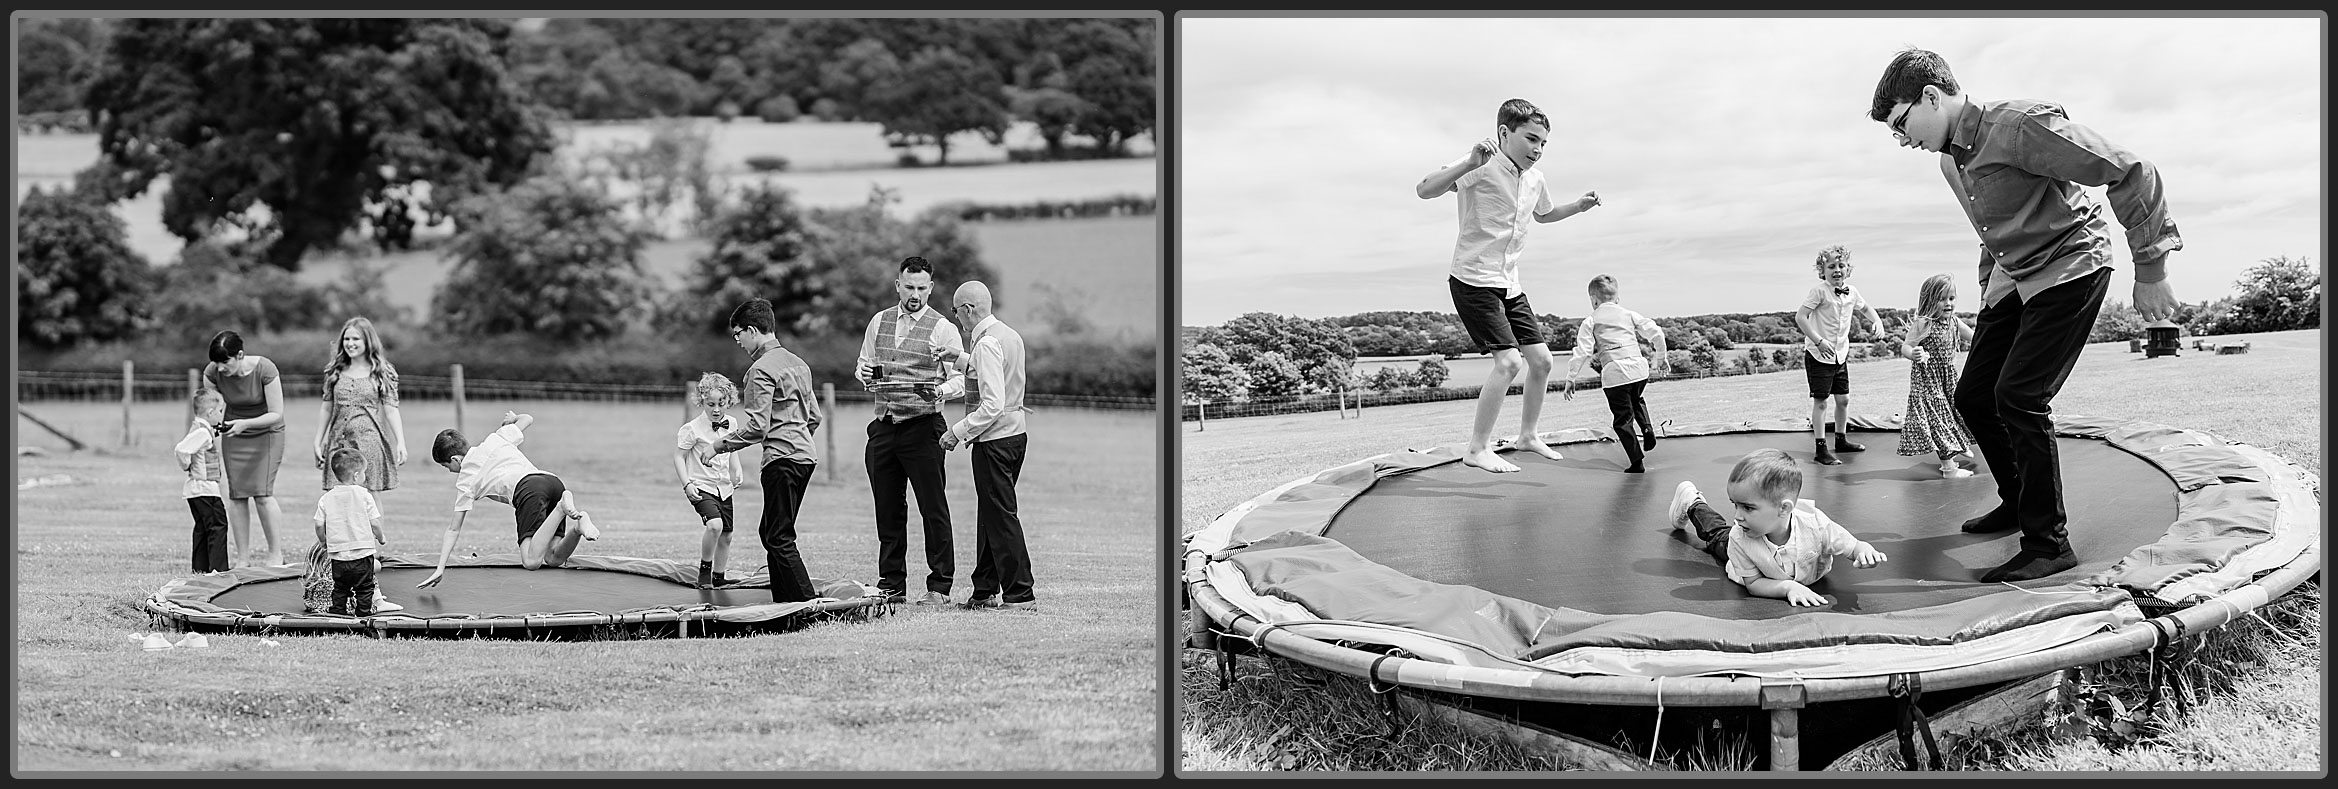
[1518,437,1564,461]
[1460,447,1520,473]
[572,511,601,541]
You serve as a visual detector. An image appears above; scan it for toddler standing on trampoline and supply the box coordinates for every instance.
[1795,246,1887,466]
[675,372,748,589]
[1668,448,1888,606]
[1561,274,1668,473]
[314,447,388,616]
[1896,274,1979,478]
[417,411,601,589]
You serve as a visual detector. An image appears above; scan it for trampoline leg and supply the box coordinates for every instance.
[1768,709,1799,771]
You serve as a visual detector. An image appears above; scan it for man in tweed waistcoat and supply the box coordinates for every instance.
[854,256,968,605]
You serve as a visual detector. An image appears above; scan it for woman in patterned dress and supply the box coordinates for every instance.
[1896,274,1979,478]
[308,317,410,613]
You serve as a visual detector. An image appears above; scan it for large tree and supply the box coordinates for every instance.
[794,186,1000,336]
[84,18,556,270]
[1205,312,1357,393]
[869,46,1011,164]
[430,173,655,340]
[15,184,155,348]
[1051,18,1155,154]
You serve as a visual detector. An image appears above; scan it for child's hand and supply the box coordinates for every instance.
[1784,583,1829,607]
[1560,379,1575,401]
[1907,347,1929,364]
[1851,545,1888,568]
[1578,190,1601,210]
[500,411,520,426]
[417,569,445,589]
[1469,137,1497,167]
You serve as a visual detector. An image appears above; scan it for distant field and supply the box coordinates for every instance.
[285,214,1158,342]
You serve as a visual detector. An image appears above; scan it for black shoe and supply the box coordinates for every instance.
[1814,440,1842,465]
[1959,509,2019,534]
[875,589,909,605]
[712,573,729,586]
[1623,464,1645,474]
[961,594,1003,609]
[696,563,714,590]
[1833,435,1866,452]
[1980,551,2078,583]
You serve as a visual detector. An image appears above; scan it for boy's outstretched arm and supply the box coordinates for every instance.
[417,511,469,588]
[1533,191,1601,223]
[1415,139,1497,199]
[1745,577,1828,606]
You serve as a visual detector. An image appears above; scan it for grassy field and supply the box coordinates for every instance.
[13,399,1159,772]
[288,214,1159,343]
[1178,328,2322,772]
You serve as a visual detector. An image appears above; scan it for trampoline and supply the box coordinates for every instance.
[1182,414,2320,768]
[143,554,885,639]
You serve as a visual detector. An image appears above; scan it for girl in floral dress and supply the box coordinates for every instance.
[1897,275,1978,478]
[308,317,407,613]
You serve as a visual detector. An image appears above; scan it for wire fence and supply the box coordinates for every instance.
[1180,354,1899,422]
[17,367,1156,411]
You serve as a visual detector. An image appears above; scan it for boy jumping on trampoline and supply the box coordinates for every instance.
[417,411,601,589]
[676,372,748,589]
[1561,274,1668,473]
[1795,245,1887,466]
[1667,448,1888,606]
[315,446,388,616]
[1415,97,1602,473]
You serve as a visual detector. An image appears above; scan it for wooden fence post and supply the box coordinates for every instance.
[121,360,136,447]
[822,382,838,482]
[1196,401,1206,432]
[450,364,466,438]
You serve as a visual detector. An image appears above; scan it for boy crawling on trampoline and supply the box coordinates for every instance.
[417,411,600,589]
[1667,448,1887,606]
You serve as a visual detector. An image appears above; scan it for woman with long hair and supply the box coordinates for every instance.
[203,330,289,566]
[310,316,408,612]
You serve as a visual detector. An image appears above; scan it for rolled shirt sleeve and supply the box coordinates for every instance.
[952,336,1008,442]
[2010,107,2184,281]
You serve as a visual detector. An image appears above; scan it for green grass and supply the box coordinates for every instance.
[13,400,1158,772]
[1178,328,2322,772]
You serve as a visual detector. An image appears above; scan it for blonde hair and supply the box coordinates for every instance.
[328,445,366,485]
[192,389,225,412]
[690,372,740,411]
[1729,448,1803,505]
[1915,274,1956,318]
[1813,245,1850,273]
[1587,274,1619,302]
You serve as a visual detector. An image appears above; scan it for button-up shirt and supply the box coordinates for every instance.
[1444,150,1555,295]
[717,338,823,466]
[1798,283,1871,365]
[1722,501,1870,588]
[1942,98,2182,308]
[949,314,1030,444]
[1567,301,1666,388]
[449,423,545,513]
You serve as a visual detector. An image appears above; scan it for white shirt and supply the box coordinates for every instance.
[450,424,545,513]
[315,484,383,561]
[855,303,969,401]
[949,315,1030,443]
[1445,150,1555,295]
[675,414,742,499]
[1567,302,1666,388]
[1799,283,1871,364]
[1723,501,1871,588]
[174,419,224,499]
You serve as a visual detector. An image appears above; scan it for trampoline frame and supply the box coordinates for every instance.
[1180,414,2321,769]
[143,553,889,637]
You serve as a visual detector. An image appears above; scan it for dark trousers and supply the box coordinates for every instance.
[1603,379,1653,467]
[867,414,954,595]
[1955,267,2111,558]
[759,458,820,602]
[970,433,1035,603]
[1686,499,1733,565]
[327,556,379,616]
[188,496,230,573]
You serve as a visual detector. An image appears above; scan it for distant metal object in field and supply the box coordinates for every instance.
[17,405,88,452]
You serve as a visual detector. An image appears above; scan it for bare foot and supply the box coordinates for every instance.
[573,511,601,541]
[1460,447,1520,473]
[1518,437,1564,461]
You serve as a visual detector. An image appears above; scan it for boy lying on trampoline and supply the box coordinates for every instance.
[1667,448,1887,606]
[417,412,601,589]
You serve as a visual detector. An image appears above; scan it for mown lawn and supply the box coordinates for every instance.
[13,399,1161,772]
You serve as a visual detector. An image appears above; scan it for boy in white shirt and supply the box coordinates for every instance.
[417,412,600,589]
[174,390,232,574]
[1561,274,1669,473]
[1794,245,1888,465]
[314,447,387,615]
[675,372,748,589]
[1668,448,1889,607]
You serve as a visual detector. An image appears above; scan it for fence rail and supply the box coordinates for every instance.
[17,369,1155,411]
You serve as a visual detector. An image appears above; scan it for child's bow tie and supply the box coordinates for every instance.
[1833,286,1850,296]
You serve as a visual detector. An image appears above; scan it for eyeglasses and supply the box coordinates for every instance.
[730,326,747,340]
[1886,103,1914,143]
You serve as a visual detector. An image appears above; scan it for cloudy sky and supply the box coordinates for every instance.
[1177,14,2321,326]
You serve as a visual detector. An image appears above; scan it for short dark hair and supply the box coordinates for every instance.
[899,256,933,276]
[1730,448,1804,505]
[328,446,366,485]
[1497,98,1550,134]
[431,429,469,465]
[1869,48,1959,122]
[207,330,244,364]
[1587,274,1619,301]
[729,298,776,336]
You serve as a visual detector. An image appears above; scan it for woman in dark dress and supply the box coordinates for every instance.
[203,330,289,566]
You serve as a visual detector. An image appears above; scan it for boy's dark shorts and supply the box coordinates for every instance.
[1804,352,1851,399]
[1449,277,1545,351]
[687,492,735,532]
[512,472,570,544]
